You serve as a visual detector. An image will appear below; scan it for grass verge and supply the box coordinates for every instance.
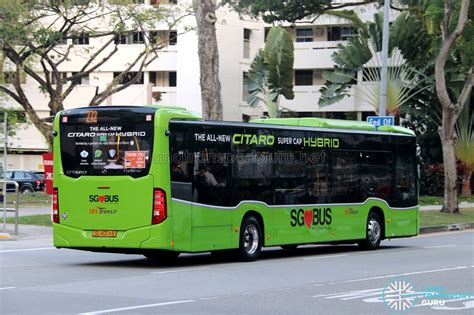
[6,214,52,227]
[419,207,474,228]
[419,195,474,206]
[3,192,51,208]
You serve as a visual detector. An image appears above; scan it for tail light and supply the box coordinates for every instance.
[152,188,167,224]
[52,188,59,223]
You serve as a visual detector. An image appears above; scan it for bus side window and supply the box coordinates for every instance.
[394,140,417,207]
[361,151,392,202]
[170,129,193,201]
[330,151,361,203]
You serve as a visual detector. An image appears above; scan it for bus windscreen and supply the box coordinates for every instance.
[59,107,155,178]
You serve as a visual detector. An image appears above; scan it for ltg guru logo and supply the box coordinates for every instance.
[290,208,332,228]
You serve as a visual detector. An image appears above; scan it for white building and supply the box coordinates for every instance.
[1,0,390,170]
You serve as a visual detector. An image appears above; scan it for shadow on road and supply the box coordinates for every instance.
[73,244,412,269]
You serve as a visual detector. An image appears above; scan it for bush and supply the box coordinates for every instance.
[423,163,463,196]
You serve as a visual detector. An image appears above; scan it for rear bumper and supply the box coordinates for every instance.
[53,220,174,252]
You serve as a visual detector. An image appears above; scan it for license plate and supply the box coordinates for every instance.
[92,230,117,237]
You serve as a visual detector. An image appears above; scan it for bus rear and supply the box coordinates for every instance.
[53,106,173,254]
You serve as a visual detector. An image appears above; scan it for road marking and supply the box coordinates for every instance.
[150,267,210,275]
[313,266,469,286]
[423,245,456,249]
[303,254,348,260]
[0,247,55,253]
[79,300,195,314]
[313,288,384,298]
[0,287,15,291]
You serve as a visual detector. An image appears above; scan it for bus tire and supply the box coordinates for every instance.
[238,216,262,262]
[144,250,180,264]
[358,212,383,250]
[281,245,298,250]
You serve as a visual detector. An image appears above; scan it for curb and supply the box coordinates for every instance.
[419,223,474,234]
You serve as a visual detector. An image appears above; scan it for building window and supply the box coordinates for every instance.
[168,71,177,87]
[296,28,313,42]
[72,33,89,45]
[150,71,176,87]
[150,0,177,4]
[71,73,90,85]
[243,28,251,59]
[295,70,313,86]
[47,72,67,85]
[242,72,249,102]
[113,72,144,85]
[115,32,144,45]
[169,31,177,45]
[328,26,357,41]
[1,72,26,84]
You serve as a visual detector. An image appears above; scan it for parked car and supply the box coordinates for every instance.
[2,170,45,194]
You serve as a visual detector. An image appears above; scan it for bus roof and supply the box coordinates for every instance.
[250,117,415,136]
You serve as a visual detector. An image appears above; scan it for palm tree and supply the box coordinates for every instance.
[319,12,432,115]
[455,105,474,196]
[244,26,294,118]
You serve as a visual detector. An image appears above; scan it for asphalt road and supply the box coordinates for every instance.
[1,231,473,314]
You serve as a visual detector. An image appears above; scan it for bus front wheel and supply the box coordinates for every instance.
[358,212,383,250]
[238,216,262,262]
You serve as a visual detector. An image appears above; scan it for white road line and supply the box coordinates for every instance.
[79,300,195,314]
[303,254,348,260]
[0,287,15,291]
[423,244,456,249]
[150,267,210,275]
[313,266,469,287]
[313,288,384,298]
[0,247,55,253]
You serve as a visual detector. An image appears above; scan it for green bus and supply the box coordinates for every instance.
[53,105,418,261]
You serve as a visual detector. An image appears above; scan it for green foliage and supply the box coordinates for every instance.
[455,105,474,170]
[244,27,294,117]
[263,27,294,102]
[319,12,432,113]
[222,0,337,23]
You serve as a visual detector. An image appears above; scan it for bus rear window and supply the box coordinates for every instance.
[59,107,155,178]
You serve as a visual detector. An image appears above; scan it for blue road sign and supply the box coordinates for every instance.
[367,116,394,127]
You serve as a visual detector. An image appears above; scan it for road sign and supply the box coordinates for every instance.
[42,153,54,195]
[367,116,394,127]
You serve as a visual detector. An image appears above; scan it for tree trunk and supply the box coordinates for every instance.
[193,0,223,120]
[439,111,459,213]
[461,170,473,196]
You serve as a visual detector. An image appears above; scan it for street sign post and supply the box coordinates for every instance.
[42,153,54,195]
[367,116,394,128]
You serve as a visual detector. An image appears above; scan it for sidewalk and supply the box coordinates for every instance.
[420,202,474,211]
[0,223,52,241]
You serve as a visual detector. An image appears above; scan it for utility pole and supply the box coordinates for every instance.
[2,112,7,233]
[379,0,390,116]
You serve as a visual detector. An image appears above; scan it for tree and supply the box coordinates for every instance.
[318,12,433,115]
[221,0,374,23]
[244,27,294,118]
[193,0,222,120]
[434,0,472,213]
[0,0,188,147]
[455,104,474,196]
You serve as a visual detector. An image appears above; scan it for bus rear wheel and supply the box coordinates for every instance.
[144,250,180,264]
[238,216,262,262]
[358,212,382,250]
